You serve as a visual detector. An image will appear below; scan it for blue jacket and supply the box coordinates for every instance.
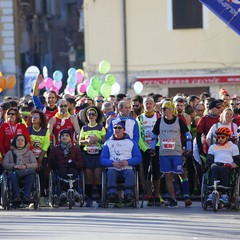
[100,134,142,168]
[106,115,140,143]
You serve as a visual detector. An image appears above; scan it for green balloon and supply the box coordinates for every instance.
[105,74,116,86]
[99,60,110,74]
[86,85,98,99]
[100,83,112,98]
[90,76,101,91]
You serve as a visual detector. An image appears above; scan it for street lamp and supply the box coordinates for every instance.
[68,46,77,67]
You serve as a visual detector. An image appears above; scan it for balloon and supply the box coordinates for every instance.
[76,68,84,76]
[83,79,90,87]
[76,71,84,84]
[68,67,76,76]
[0,76,6,90]
[42,66,48,78]
[111,82,121,95]
[105,74,116,86]
[77,83,87,94]
[53,70,63,82]
[53,80,62,90]
[6,75,16,90]
[65,85,75,95]
[50,86,59,95]
[0,72,2,77]
[90,76,101,91]
[99,60,110,74]
[86,85,98,99]
[133,81,143,94]
[38,80,45,90]
[100,83,112,99]
[67,74,77,88]
[44,77,53,89]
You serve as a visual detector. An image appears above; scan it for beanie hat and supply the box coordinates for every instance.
[59,129,72,138]
[113,121,125,130]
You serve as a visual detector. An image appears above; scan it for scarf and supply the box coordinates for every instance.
[60,142,72,157]
[144,110,155,117]
[56,112,71,126]
[11,144,29,165]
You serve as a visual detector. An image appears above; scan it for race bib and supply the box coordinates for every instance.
[86,145,99,155]
[162,139,175,150]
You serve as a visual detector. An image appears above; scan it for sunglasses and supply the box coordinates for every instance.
[216,106,221,109]
[132,104,140,108]
[161,107,168,111]
[216,135,227,139]
[88,113,96,117]
[31,115,40,119]
[113,126,123,130]
[59,104,68,108]
[7,113,16,116]
[96,100,104,103]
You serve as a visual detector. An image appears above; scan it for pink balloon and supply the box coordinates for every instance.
[76,72,84,84]
[44,77,53,89]
[53,80,62,90]
[38,80,45,89]
[65,85,75,95]
[50,86,59,95]
[83,79,90,87]
[77,83,87,94]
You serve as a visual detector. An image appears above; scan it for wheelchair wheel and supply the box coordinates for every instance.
[48,172,56,208]
[101,169,107,208]
[212,192,219,213]
[201,173,208,210]
[1,172,8,210]
[133,170,139,208]
[34,173,41,209]
[234,175,240,211]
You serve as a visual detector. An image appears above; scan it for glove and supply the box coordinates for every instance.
[149,148,156,157]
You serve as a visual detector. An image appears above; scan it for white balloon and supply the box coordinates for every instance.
[43,66,48,78]
[111,82,121,95]
[133,81,143,94]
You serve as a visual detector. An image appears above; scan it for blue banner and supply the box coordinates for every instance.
[24,66,40,95]
[200,0,240,35]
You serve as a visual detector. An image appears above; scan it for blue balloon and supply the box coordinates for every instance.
[53,70,63,82]
[67,75,76,88]
[68,68,77,77]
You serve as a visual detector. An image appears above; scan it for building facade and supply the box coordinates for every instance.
[83,0,240,98]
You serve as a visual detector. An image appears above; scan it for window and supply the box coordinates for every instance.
[172,0,203,29]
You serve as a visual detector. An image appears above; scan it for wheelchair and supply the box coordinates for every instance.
[0,171,40,210]
[201,166,240,212]
[101,168,139,208]
[48,171,85,209]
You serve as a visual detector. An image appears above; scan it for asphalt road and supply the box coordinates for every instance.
[0,201,240,240]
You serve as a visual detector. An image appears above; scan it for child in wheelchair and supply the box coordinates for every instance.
[3,134,38,204]
[205,127,239,205]
[100,121,142,205]
[48,129,85,206]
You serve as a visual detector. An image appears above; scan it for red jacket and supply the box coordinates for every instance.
[48,145,85,171]
[0,122,31,156]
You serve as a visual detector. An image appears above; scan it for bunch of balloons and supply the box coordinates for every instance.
[85,60,120,99]
[38,69,63,95]
[0,72,17,93]
[65,68,84,95]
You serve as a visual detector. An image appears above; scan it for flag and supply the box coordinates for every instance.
[199,0,240,35]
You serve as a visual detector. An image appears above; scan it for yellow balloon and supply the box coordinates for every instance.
[0,76,6,90]
[0,72,2,77]
[76,69,84,76]
[0,88,2,93]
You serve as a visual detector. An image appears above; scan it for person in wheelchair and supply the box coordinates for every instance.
[48,129,85,205]
[100,121,142,203]
[3,134,38,202]
[206,127,240,204]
